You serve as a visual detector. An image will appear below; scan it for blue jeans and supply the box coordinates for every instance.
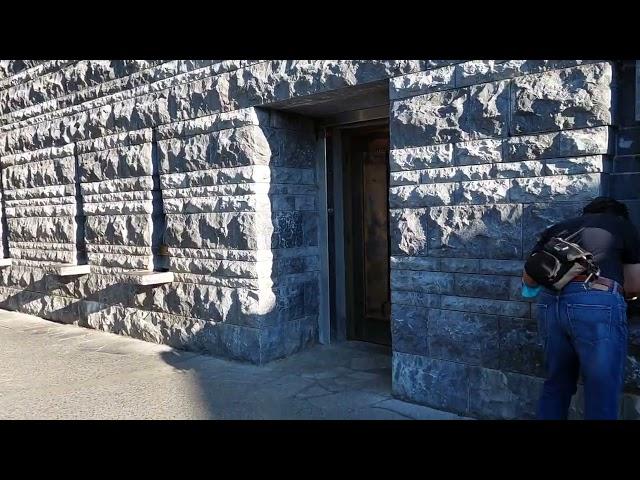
[536,281,628,420]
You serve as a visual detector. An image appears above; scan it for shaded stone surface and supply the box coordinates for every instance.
[428,309,500,368]
[441,296,530,318]
[468,366,544,419]
[498,317,544,376]
[391,305,429,356]
[391,270,454,295]
[392,351,470,413]
[522,202,585,253]
[453,273,511,300]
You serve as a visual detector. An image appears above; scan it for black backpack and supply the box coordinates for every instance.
[524,228,600,291]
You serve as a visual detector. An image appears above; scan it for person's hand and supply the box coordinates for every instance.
[521,282,542,298]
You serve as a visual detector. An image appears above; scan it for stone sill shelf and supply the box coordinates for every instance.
[122,270,174,286]
[0,258,12,267]
[46,264,91,276]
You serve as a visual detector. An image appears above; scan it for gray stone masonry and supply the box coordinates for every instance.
[0,60,638,418]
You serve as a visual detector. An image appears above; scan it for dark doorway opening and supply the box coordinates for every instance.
[327,122,391,346]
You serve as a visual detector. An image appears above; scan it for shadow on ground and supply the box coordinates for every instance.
[0,310,468,420]
[160,340,468,420]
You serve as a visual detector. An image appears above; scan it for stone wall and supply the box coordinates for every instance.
[0,59,637,418]
[0,60,436,364]
[609,60,640,419]
[389,60,640,419]
[0,60,329,363]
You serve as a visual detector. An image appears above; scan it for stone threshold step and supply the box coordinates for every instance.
[0,258,12,267]
[122,270,174,286]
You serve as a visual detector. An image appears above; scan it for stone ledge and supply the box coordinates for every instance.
[0,258,12,268]
[122,270,174,286]
[47,264,91,276]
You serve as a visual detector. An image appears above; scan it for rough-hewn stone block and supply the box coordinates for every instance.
[454,273,511,300]
[440,258,479,273]
[441,295,530,318]
[2,156,75,189]
[509,173,603,203]
[390,209,429,256]
[391,88,468,148]
[492,160,545,179]
[417,163,494,184]
[610,173,640,200]
[392,352,470,414]
[389,183,457,208]
[391,305,429,356]
[522,202,585,254]
[85,214,151,247]
[390,144,454,171]
[389,65,456,100]
[391,80,509,148]
[158,125,271,174]
[463,80,509,139]
[391,291,441,308]
[456,178,510,204]
[622,394,640,420]
[505,126,610,162]
[455,60,591,88]
[454,138,503,166]
[468,366,543,419]
[478,259,524,276]
[165,212,271,250]
[498,317,544,376]
[390,255,439,271]
[428,309,500,368]
[511,63,612,134]
[545,155,606,176]
[78,143,152,182]
[427,204,522,259]
[7,216,76,244]
[391,270,454,295]
[625,355,640,392]
[259,315,318,363]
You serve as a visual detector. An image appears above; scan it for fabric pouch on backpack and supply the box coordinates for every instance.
[524,228,600,291]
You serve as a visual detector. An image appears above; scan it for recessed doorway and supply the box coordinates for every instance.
[325,119,391,346]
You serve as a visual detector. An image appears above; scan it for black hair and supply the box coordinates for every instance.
[583,196,630,220]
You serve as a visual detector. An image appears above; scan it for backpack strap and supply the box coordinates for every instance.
[562,227,585,242]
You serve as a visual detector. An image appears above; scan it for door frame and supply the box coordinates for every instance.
[315,106,390,344]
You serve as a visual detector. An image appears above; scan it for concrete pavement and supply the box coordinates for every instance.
[0,309,469,420]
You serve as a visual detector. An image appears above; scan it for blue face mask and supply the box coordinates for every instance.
[521,282,542,298]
